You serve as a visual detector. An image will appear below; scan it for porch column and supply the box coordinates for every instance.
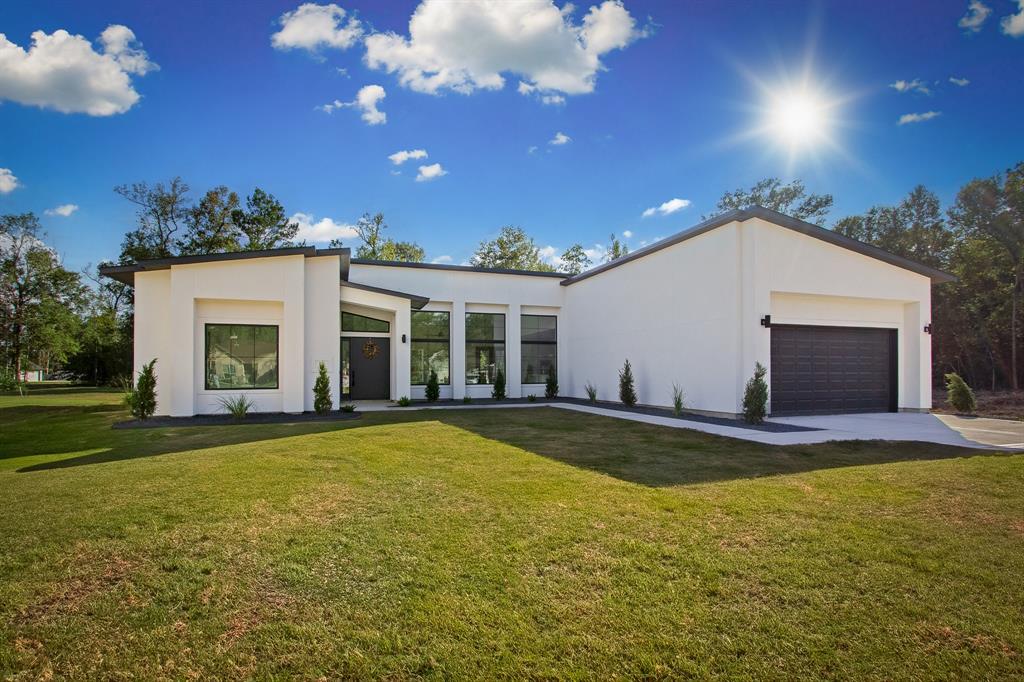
[507,303,522,398]
[393,304,412,400]
[452,300,466,400]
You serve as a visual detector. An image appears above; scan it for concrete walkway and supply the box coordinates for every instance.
[934,414,1024,448]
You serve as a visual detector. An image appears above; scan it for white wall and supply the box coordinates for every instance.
[133,270,173,413]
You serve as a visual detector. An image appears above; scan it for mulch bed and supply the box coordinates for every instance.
[113,411,362,429]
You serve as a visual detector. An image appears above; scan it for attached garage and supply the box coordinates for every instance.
[770,325,897,416]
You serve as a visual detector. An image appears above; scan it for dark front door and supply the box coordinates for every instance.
[770,325,897,416]
[346,336,390,399]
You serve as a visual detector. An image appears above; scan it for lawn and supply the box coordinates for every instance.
[1,389,1022,679]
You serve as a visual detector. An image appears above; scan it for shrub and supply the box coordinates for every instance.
[462,396,472,404]
[217,394,254,420]
[672,383,685,416]
[397,396,412,407]
[491,369,506,400]
[425,369,440,402]
[742,362,769,424]
[313,361,332,414]
[945,372,977,414]
[527,394,537,402]
[545,366,559,399]
[1,366,24,393]
[339,403,356,413]
[585,382,598,403]
[127,359,158,419]
[618,360,637,407]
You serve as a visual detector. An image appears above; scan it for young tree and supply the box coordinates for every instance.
[179,186,241,255]
[708,178,833,224]
[313,361,333,414]
[742,362,769,424]
[544,365,559,399]
[559,243,592,274]
[354,212,388,259]
[115,177,192,261]
[491,369,506,400]
[945,372,976,414]
[606,233,629,262]
[471,226,554,271]
[618,359,637,406]
[425,369,440,401]
[233,188,299,250]
[127,358,158,419]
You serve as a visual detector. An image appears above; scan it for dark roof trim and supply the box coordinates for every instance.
[351,258,569,279]
[340,280,430,309]
[561,206,956,286]
[99,247,351,286]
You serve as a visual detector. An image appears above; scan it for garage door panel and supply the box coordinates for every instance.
[770,325,895,416]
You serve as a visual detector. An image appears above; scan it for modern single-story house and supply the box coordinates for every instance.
[100,206,953,418]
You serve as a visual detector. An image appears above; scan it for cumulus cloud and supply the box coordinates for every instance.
[642,197,690,217]
[363,0,645,100]
[949,76,970,86]
[898,111,941,125]
[527,145,539,155]
[622,229,633,238]
[959,0,991,33]
[271,3,363,53]
[389,148,428,165]
[1002,0,1024,36]
[549,131,571,145]
[416,163,448,182]
[890,78,931,95]
[318,84,386,124]
[431,255,453,264]
[44,203,78,217]
[291,212,359,242]
[0,25,156,116]
[0,168,19,194]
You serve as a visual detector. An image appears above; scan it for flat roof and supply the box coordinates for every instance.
[99,247,350,285]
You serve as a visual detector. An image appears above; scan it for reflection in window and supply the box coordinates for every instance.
[521,315,556,384]
[466,313,505,385]
[411,311,450,385]
[205,324,279,390]
[342,311,390,333]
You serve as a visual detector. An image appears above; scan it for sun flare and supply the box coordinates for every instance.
[766,88,830,149]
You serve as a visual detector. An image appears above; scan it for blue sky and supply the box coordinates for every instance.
[1,0,1022,271]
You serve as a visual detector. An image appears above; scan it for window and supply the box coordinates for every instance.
[466,313,505,385]
[205,324,278,390]
[521,315,556,384]
[411,311,450,385]
[342,311,389,333]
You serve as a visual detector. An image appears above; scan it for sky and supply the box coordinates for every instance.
[1,0,1022,272]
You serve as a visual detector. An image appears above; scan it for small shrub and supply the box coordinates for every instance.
[1,366,25,393]
[618,359,637,407]
[313,361,332,414]
[127,359,158,419]
[584,382,598,403]
[425,369,440,402]
[462,396,472,404]
[339,403,356,413]
[491,369,506,400]
[672,383,685,416]
[527,394,537,402]
[742,362,769,424]
[397,396,412,407]
[217,394,254,420]
[545,365,559,399]
[945,372,977,414]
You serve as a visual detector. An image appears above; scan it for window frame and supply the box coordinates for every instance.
[204,323,280,391]
[342,311,390,333]
[520,314,557,385]
[465,312,506,386]
[411,310,451,386]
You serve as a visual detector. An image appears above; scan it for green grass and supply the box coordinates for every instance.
[1,389,1022,679]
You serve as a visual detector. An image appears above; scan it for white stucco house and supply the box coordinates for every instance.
[100,206,953,418]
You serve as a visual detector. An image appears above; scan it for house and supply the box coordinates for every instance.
[100,206,953,418]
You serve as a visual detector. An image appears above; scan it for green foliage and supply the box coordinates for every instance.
[585,382,598,403]
[216,393,254,420]
[560,244,592,274]
[179,186,241,255]
[339,403,356,413]
[527,394,537,402]
[945,372,977,413]
[313,361,332,414]
[471,226,554,271]
[115,177,192,261]
[347,212,424,262]
[0,366,25,393]
[232,188,298,250]
[462,396,472,404]
[425,369,441,402]
[606,233,629,262]
[491,369,506,400]
[397,396,412,407]
[672,383,685,416]
[127,359,158,419]
[709,177,833,224]
[742,362,769,425]
[619,360,637,407]
[545,365,559,399]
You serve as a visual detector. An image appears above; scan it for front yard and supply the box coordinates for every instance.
[1,389,1022,679]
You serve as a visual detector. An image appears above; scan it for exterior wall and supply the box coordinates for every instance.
[133,270,173,412]
[305,258,342,411]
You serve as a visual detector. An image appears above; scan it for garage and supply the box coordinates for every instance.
[770,325,897,416]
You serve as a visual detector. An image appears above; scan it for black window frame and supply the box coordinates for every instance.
[520,314,557,384]
[411,311,451,386]
[204,323,280,391]
[342,311,390,333]
[465,312,506,386]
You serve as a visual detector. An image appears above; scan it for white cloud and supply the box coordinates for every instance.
[527,145,539,155]
[541,94,566,106]
[949,76,970,86]
[318,84,386,124]
[388,148,428,165]
[0,25,156,116]
[898,111,941,125]
[291,212,359,242]
[431,255,453,264]
[0,168,19,194]
[271,3,363,53]
[959,0,991,33]
[416,163,447,182]
[890,78,930,95]
[622,229,633,238]
[549,131,571,145]
[1002,0,1024,36]
[642,197,690,217]
[44,203,78,217]
[363,0,645,100]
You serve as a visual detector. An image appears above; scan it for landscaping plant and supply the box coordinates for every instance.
[527,394,537,402]
[397,396,412,407]
[742,362,769,424]
[339,403,356,413]
[492,369,506,400]
[463,396,472,404]
[619,360,637,407]
[945,372,977,414]
[313,361,332,414]
[585,382,598,403]
[672,383,685,416]
[545,365,558,399]
[126,359,158,419]
[426,369,441,402]
[217,394,254,420]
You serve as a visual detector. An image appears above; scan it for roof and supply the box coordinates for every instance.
[561,206,956,285]
[351,258,569,278]
[340,280,430,309]
[99,247,350,286]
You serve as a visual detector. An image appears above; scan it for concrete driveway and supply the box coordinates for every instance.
[771,412,1017,449]
[933,414,1024,448]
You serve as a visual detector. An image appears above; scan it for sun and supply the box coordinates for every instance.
[766,88,830,149]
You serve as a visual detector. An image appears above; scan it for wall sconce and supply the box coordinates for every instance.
[760,315,771,328]
[401,333,407,343]
[923,324,931,334]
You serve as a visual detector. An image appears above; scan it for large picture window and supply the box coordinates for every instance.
[411,311,450,385]
[521,315,556,384]
[466,313,505,385]
[205,324,279,390]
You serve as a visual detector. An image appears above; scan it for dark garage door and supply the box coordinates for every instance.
[770,325,897,416]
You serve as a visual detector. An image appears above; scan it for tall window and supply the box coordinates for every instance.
[521,315,557,384]
[411,311,450,385]
[205,324,279,390]
[466,313,505,385]
[342,311,389,333]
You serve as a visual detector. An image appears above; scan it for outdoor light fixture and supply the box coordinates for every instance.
[402,333,407,343]
[924,324,932,334]
[761,315,771,328]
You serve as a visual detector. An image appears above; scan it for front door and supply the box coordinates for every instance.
[345,336,390,399]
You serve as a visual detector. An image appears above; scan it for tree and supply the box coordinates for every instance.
[545,365,558,399]
[742,362,769,424]
[232,188,299,250]
[618,359,637,406]
[354,212,388,259]
[708,178,833,224]
[379,239,425,262]
[945,372,976,414]
[127,358,158,419]
[471,226,554,271]
[606,233,629,262]
[116,177,192,261]
[425,369,440,401]
[179,186,241,255]
[491,369,506,400]
[559,244,592,274]
[313,361,332,414]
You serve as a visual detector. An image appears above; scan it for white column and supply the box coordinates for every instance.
[452,300,466,400]
[281,262,305,414]
[394,304,412,400]
[168,270,195,417]
[507,304,522,398]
